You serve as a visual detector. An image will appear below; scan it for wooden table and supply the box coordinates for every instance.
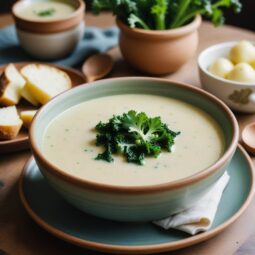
[1,13,255,255]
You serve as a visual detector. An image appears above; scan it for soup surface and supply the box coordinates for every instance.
[17,1,75,21]
[42,94,225,186]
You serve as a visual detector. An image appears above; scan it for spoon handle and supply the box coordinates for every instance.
[86,76,96,83]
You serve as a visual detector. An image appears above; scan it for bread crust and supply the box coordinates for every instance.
[0,72,12,106]
[20,110,36,128]
[0,123,22,140]
[21,64,72,104]
[0,64,26,106]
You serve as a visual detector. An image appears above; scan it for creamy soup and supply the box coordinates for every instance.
[17,1,75,21]
[42,94,225,186]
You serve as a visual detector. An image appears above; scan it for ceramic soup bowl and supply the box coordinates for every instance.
[198,41,255,113]
[30,78,238,222]
[12,0,85,60]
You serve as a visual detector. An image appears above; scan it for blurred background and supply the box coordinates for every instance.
[0,0,254,31]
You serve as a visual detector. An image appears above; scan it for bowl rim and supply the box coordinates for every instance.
[116,15,201,39]
[29,77,239,194]
[198,40,255,86]
[12,0,85,33]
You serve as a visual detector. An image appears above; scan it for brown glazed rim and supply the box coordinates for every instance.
[19,145,255,254]
[29,77,239,194]
[116,15,201,39]
[12,0,85,34]
[0,136,28,154]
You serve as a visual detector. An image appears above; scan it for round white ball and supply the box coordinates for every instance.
[229,41,255,64]
[251,60,255,70]
[226,63,255,83]
[208,58,234,78]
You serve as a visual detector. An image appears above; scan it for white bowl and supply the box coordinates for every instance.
[16,21,85,60]
[198,41,255,113]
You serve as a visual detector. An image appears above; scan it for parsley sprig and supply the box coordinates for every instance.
[95,110,180,165]
[35,8,56,17]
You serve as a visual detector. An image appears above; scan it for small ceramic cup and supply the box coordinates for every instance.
[198,41,255,113]
[116,15,201,75]
[12,0,85,60]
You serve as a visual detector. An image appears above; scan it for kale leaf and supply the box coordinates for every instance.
[92,0,242,30]
[94,110,180,165]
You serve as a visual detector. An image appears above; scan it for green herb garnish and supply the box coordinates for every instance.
[35,8,56,17]
[94,110,180,165]
[92,0,242,30]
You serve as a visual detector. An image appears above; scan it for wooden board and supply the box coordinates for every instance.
[0,62,86,154]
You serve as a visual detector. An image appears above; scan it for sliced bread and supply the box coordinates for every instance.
[21,84,40,106]
[20,64,72,105]
[0,106,23,140]
[0,64,26,106]
[20,110,37,128]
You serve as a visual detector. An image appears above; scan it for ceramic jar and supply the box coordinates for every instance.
[116,15,201,75]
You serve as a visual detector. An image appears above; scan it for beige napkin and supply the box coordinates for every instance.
[153,171,230,235]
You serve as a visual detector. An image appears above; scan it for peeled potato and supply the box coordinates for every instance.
[251,60,255,69]
[208,58,234,78]
[226,63,255,83]
[229,41,255,64]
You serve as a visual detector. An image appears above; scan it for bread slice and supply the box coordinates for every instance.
[21,84,40,106]
[0,106,23,140]
[20,64,72,105]
[0,64,26,106]
[20,110,37,128]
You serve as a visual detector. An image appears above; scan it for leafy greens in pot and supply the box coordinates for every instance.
[92,0,242,30]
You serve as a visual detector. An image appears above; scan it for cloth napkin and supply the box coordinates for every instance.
[153,171,230,235]
[0,25,119,67]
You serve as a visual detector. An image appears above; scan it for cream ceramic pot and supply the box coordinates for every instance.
[16,21,85,60]
[30,78,238,222]
[12,0,85,60]
[198,41,255,113]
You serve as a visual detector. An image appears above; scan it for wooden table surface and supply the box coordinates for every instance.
[1,13,255,255]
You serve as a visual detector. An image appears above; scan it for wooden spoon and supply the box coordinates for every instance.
[242,122,255,154]
[82,53,113,83]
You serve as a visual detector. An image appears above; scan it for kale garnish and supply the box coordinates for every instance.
[95,110,180,165]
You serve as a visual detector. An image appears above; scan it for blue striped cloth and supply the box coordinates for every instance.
[0,25,119,67]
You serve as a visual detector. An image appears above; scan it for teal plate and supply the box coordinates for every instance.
[19,145,254,254]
